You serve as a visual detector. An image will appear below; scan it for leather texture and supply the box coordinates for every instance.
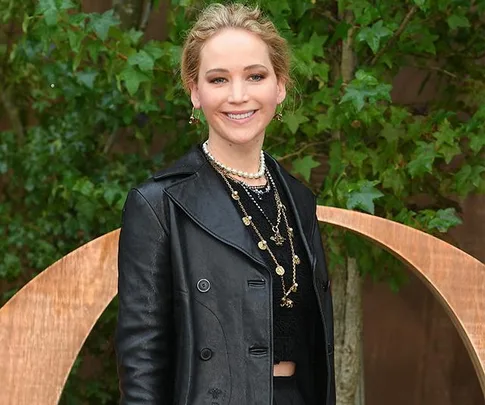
[115,146,336,405]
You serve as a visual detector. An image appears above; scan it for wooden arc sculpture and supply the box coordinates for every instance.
[0,206,484,404]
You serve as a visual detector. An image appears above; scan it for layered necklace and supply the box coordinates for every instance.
[203,144,301,308]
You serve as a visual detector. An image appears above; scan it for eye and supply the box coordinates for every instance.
[249,74,265,82]
[210,77,227,84]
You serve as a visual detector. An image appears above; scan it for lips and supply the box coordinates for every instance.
[225,110,256,120]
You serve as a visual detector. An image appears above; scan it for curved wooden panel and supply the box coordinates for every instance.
[0,207,484,404]
[0,230,119,405]
[317,206,485,395]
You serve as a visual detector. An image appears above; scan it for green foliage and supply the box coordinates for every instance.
[1,0,484,402]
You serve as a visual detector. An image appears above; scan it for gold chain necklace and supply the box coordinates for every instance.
[213,164,300,308]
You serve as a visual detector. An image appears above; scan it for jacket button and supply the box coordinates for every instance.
[200,348,213,361]
[197,278,211,293]
[327,343,334,355]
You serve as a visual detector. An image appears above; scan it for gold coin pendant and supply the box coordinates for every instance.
[258,240,267,250]
[275,266,285,276]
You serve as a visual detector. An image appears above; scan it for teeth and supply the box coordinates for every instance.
[227,111,255,120]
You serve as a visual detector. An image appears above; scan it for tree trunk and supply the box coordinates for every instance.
[112,0,152,31]
[331,6,364,405]
[333,257,364,405]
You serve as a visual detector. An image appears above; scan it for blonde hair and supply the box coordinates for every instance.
[181,3,291,93]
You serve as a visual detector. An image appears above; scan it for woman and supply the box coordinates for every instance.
[115,3,335,405]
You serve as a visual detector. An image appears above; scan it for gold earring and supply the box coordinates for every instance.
[189,107,200,125]
[273,106,283,121]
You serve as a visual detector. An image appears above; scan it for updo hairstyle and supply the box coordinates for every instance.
[181,3,291,93]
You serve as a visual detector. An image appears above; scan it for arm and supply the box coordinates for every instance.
[115,188,174,404]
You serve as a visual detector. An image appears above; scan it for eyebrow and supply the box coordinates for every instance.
[205,64,269,76]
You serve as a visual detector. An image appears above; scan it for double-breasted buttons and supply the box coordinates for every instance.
[197,278,211,293]
[199,348,213,361]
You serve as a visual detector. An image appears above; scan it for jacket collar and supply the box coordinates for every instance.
[159,145,316,270]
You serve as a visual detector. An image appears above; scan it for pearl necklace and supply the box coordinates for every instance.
[202,140,265,179]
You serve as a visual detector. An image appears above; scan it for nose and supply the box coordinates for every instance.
[228,80,249,104]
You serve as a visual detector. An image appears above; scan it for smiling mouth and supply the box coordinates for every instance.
[225,110,256,120]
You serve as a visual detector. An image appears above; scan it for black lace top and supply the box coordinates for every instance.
[223,165,317,364]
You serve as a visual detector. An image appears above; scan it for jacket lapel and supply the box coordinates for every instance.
[164,149,267,268]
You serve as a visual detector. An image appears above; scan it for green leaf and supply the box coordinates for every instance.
[413,0,427,7]
[469,133,485,153]
[144,41,164,60]
[60,0,76,10]
[428,208,462,232]
[127,28,144,45]
[346,181,384,214]
[128,50,154,72]
[407,143,437,177]
[119,66,150,95]
[447,15,471,30]
[285,110,309,134]
[88,10,119,41]
[292,156,321,182]
[356,20,393,54]
[44,9,59,26]
[68,30,83,53]
[340,87,366,112]
[76,71,98,89]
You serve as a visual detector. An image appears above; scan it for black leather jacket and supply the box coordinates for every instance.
[115,146,335,405]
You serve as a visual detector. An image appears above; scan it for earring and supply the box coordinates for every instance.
[189,107,200,125]
[273,106,283,121]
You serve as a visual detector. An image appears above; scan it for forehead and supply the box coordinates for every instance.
[199,28,273,71]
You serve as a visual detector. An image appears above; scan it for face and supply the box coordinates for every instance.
[190,28,286,147]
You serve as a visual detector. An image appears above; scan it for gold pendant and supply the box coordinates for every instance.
[258,240,267,250]
[288,227,294,238]
[293,255,300,265]
[275,266,285,276]
[270,233,285,246]
[290,283,298,293]
[242,216,252,226]
[280,297,294,308]
[231,191,240,200]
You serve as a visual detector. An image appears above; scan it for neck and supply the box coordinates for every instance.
[206,136,264,174]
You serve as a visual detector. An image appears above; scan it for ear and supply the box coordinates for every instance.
[189,82,201,109]
[276,79,287,105]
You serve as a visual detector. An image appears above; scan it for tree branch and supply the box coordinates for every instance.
[370,5,418,66]
[277,141,329,161]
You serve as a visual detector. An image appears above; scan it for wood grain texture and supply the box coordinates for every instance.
[317,206,485,396]
[0,230,119,404]
[0,206,484,404]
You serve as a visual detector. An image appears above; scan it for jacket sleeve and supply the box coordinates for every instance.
[115,188,174,404]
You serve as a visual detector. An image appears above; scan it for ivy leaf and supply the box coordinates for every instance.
[356,20,392,54]
[447,15,471,30]
[88,10,119,41]
[428,208,462,232]
[292,155,321,182]
[68,30,83,53]
[346,180,384,214]
[128,50,154,72]
[285,110,309,134]
[144,41,164,60]
[119,66,150,95]
[340,88,365,111]
[76,71,98,89]
[413,0,427,8]
[407,142,437,177]
[60,0,76,10]
[469,133,485,154]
